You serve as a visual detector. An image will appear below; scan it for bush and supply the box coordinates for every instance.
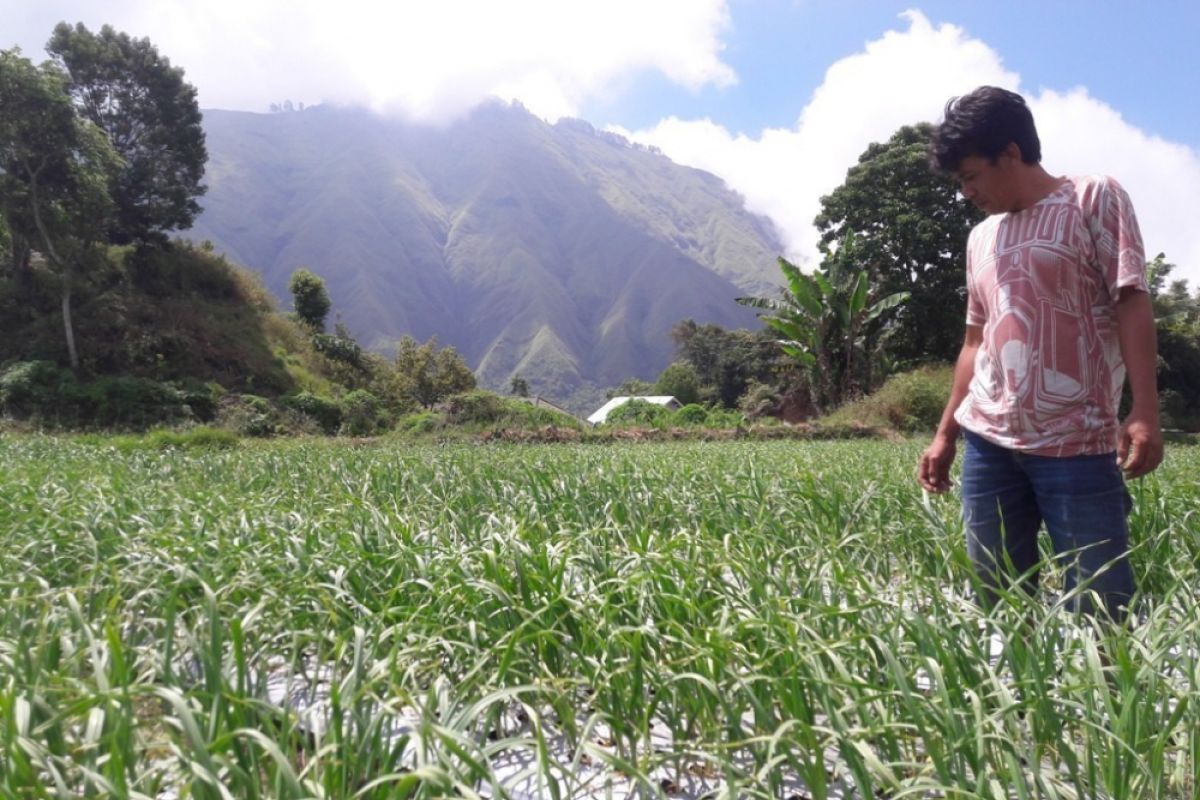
[445,390,505,425]
[702,407,748,429]
[0,360,74,418]
[822,366,954,432]
[215,394,278,437]
[341,389,386,436]
[178,382,222,422]
[75,376,193,428]
[605,399,672,427]
[673,403,708,425]
[738,382,780,420]
[281,391,343,434]
[312,333,363,368]
[498,399,581,429]
[144,426,240,450]
[396,411,441,435]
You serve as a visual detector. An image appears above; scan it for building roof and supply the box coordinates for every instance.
[586,395,680,425]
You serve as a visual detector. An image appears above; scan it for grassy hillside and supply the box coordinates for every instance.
[0,242,298,393]
[0,241,379,430]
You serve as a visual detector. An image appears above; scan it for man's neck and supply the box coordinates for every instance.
[1010,165,1064,212]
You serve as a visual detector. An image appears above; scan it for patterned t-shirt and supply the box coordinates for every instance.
[954,175,1147,456]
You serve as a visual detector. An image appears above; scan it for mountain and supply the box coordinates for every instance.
[188,102,784,403]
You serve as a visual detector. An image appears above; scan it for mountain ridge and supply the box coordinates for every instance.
[188,101,783,402]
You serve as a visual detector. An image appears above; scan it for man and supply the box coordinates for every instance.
[918,86,1163,620]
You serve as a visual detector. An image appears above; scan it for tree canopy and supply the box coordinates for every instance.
[288,268,331,331]
[0,48,120,368]
[814,123,982,364]
[47,22,206,245]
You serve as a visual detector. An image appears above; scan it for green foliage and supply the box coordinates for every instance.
[48,22,207,245]
[654,361,701,406]
[281,391,342,434]
[215,394,278,437]
[822,366,955,432]
[311,332,362,368]
[672,403,708,425]
[141,426,240,451]
[738,381,781,420]
[0,47,121,368]
[445,390,506,425]
[0,360,73,417]
[392,336,475,408]
[740,244,909,413]
[395,410,441,435]
[1145,253,1200,430]
[670,321,786,408]
[510,374,530,397]
[340,389,385,436]
[74,375,189,427]
[1,438,1198,794]
[815,123,983,364]
[605,399,672,427]
[288,268,331,332]
[0,359,209,428]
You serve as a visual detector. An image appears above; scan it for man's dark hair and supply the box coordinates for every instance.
[930,86,1041,172]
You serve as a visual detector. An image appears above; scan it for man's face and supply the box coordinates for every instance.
[954,152,1018,215]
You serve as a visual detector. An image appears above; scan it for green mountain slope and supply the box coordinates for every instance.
[189,102,783,399]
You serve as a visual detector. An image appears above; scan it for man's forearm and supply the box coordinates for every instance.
[935,329,982,441]
[1115,288,1159,417]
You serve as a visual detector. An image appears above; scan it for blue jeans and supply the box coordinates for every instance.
[960,430,1135,620]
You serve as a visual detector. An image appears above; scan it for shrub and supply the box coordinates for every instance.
[701,407,748,429]
[673,403,708,425]
[178,382,222,422]
[0,361,74,418]
[738,382,780,420]
[445,390,505,425]
[605,399,672,427]
[144,426,240,450]
[281,391,343,434]
[822,366,954,432]
[73,376,191,428]
[216,394,278,437]
[341,389,386,436]
[312,333,363,368]
[498,399,581,429]
[396,411,441,435]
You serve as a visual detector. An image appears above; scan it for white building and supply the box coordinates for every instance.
[586,396,681,425]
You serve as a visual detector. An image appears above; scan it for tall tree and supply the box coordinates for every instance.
[0,48,119,369]
[814,123,983,364]
[47,22,206,244]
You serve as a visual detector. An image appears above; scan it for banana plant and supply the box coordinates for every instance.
[738,234,909,412]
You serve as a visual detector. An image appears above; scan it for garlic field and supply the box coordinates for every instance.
[1,437,1197,798]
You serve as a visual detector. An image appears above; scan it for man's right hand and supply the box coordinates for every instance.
[918,435,958,493]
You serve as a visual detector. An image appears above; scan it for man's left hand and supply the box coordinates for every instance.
[1117,410,1164,478]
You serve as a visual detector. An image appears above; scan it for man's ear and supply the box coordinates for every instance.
[1001,141,1023,164]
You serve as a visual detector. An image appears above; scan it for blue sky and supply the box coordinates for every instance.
[5,0,1199,283]
[590,1,1200,149]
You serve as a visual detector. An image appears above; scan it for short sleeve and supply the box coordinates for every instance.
[1082,176,1147,299]
[965,227,985,327]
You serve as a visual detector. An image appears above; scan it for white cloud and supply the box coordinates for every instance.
[1031,88,1200,284]
[3,0,735,123]
[614,10,1200,287]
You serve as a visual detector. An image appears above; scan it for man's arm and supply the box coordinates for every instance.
[918,324,983,493]
[1115,287,1163,477]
